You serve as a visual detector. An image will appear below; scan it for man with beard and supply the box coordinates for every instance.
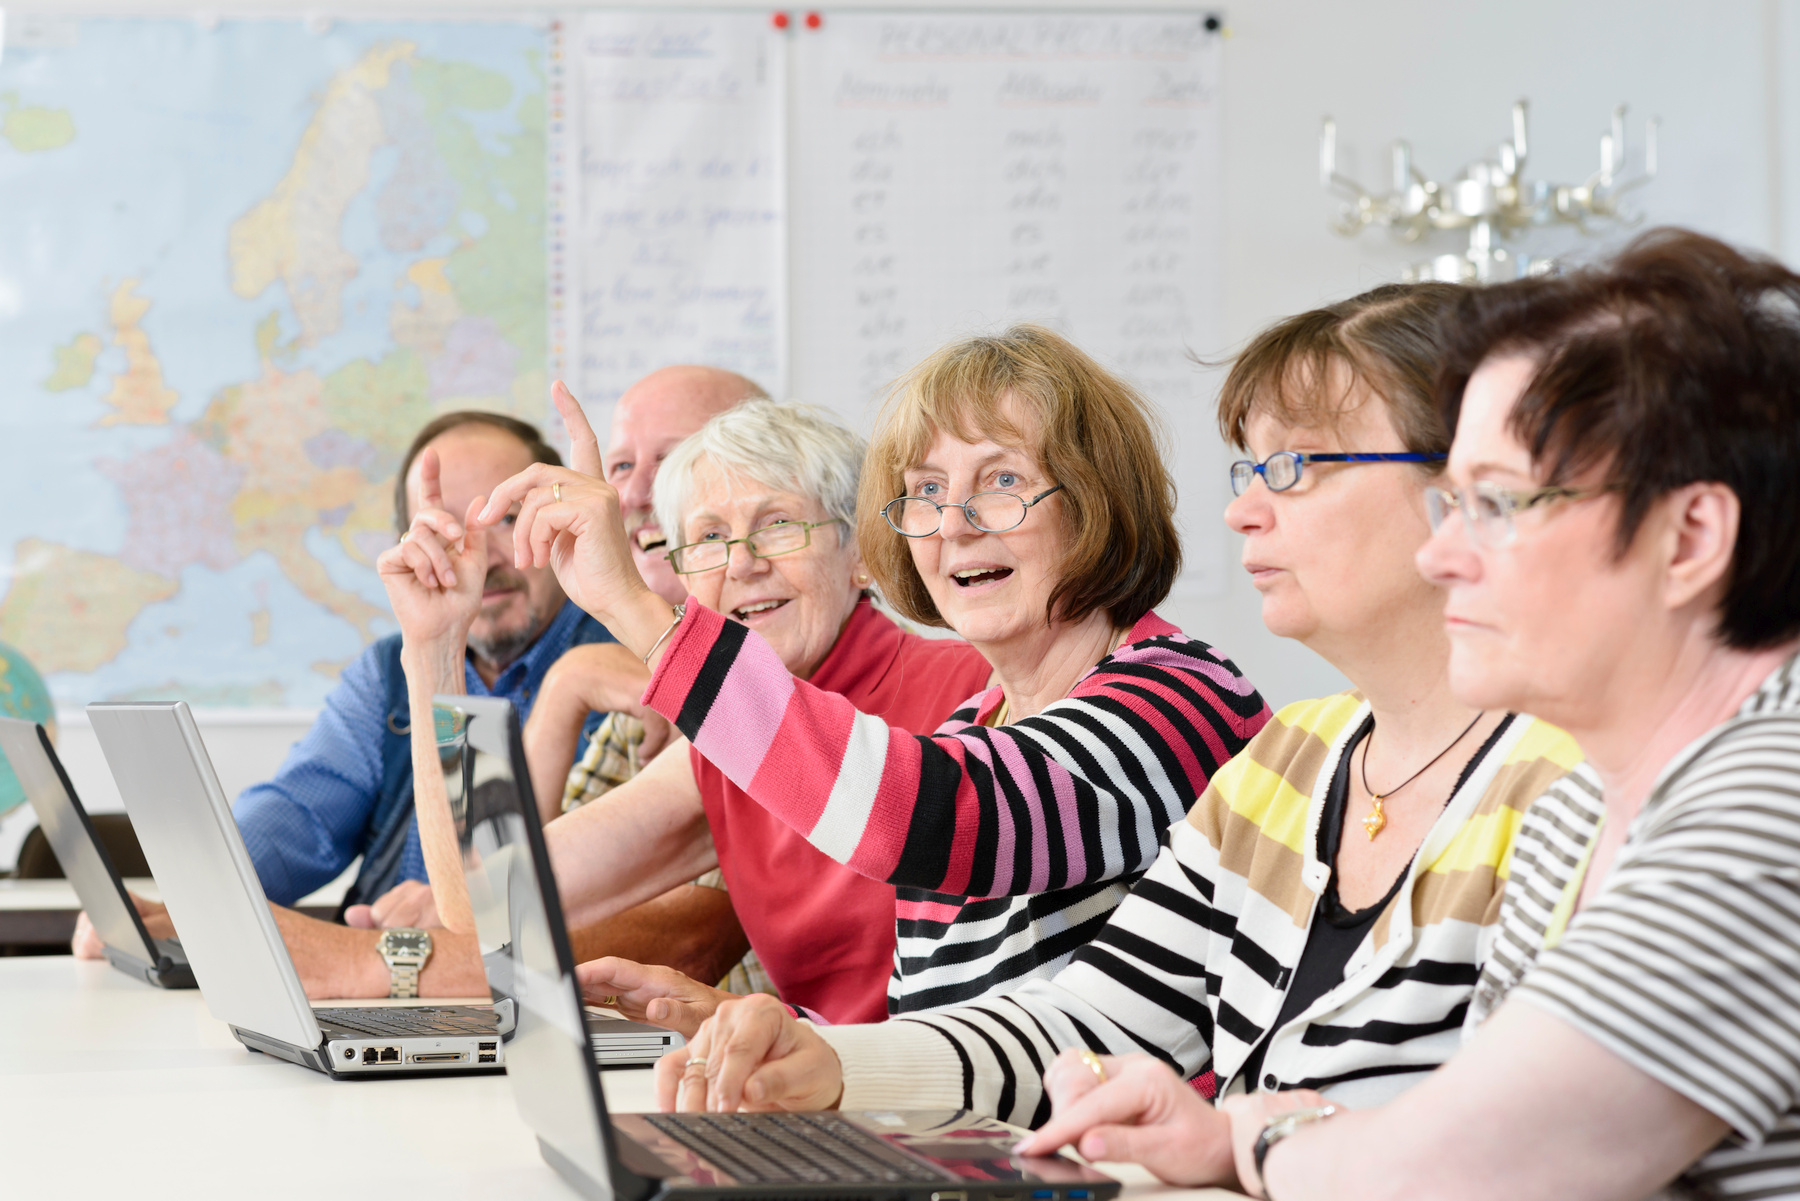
[73,382,764,995]
[227,410,619,916]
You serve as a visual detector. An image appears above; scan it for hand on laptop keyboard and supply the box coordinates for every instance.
[576,955,733,1038]
[658,994,843,1114]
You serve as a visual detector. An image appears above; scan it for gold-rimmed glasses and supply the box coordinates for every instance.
[665,519,845,574]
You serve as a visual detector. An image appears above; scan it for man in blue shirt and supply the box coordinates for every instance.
[234,409,617,913]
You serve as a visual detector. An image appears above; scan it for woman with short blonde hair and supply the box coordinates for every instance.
[477,322,1270,1020]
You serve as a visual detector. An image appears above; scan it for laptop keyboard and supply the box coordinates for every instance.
[314,1006,497,1037]
[644,1112,947,1185]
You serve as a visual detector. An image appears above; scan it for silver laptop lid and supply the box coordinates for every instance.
[434,694,631,1196]
[0,716,158,963]
[87,702,320,1050]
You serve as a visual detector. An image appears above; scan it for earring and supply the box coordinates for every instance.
[855,573,871,587]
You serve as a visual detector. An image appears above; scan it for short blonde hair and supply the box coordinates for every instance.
[858,324,1180,628]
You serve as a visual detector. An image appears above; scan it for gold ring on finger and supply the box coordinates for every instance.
[597,995,619,1008]
[400,530,410,542]
[1078,1049,1107,1084]
[553,482,562,503]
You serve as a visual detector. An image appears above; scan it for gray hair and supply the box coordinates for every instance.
[653,400,867,546]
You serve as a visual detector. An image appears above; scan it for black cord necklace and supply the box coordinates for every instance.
[1357,711,1485,840]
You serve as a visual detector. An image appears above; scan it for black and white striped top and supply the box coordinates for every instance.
[1468,653,1800,1199]
[818,699,1585,1127]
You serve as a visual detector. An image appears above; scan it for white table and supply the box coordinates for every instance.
[0,958,1229,1200]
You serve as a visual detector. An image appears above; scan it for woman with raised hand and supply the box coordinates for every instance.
[651,285,1587,1133]
[477,326,1270,1017]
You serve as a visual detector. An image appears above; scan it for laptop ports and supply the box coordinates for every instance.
[478,1042,497,1051]
[342,1047,356,1060]
[478,1053,498,1063]
[362,1047,380,1065]
[409,1052,467,1064]
[378,1046,401,1063]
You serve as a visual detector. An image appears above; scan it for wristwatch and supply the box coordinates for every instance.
[1252,1104,1336,1199]
[375,927,433,999]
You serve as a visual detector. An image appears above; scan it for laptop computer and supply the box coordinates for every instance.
[85,700,503,1077]
[425,693,684,1068]
[437,693,1122,1201]
[0,716,196,989]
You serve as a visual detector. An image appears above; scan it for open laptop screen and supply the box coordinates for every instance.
[433,694,627,1193]
[0,717,157,964]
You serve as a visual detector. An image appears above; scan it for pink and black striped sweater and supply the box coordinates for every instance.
[642,601,1270,1012]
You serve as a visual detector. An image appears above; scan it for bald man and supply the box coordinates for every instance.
[606,365,768,607]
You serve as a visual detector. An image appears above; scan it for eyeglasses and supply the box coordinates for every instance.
[665,519,845,574]
[1424,482,1608,548]
[1229,451,1446,496]
[881,484,1064,538]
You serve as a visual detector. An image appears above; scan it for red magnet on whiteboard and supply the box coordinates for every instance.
[771,11,790,29]
[804,12,823,29]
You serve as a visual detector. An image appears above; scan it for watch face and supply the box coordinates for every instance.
[382,930,431,956]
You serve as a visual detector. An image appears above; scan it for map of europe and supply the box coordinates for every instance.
[0,17,550,708]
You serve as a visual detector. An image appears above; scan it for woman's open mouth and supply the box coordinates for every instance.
[952,567,1013,588]
[731,598,791,622]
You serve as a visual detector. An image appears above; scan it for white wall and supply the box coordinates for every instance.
[5,0,1794,866]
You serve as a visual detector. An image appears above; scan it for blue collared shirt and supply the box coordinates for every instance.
[236,601,608,906]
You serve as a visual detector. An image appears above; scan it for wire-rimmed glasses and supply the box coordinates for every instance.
[1424,482,1608,548]
[1229,451,1447,496]
[665,519,845,574]
[881,484,1063,538]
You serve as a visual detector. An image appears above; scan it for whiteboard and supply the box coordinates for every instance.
[552,10,788,436]
[788,12,1226,596]
[553,10,1225,595]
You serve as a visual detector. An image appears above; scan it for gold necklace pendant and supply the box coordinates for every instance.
[1362,795,1388,840]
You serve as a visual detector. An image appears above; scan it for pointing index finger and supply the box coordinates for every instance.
[419,446,444,513]
[553,380,604,477]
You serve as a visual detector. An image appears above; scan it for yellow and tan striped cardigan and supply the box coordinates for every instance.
[820,693,1587,1126]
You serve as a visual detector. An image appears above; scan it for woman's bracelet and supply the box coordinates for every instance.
[642,602,686,665]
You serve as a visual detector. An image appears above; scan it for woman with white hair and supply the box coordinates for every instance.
[388,397,993,1030]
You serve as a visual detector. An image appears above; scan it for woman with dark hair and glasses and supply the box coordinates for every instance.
[1009,231,1800,1201]
[470,324,1270,1025]
[643,285,1589,1126]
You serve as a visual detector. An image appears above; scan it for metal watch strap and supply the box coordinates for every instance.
[377,928,432,1000]
[388,959,421,1000]
[1252,1104,1337,1200]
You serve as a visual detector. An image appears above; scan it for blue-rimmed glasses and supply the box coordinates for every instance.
[1424,482,1609,548]
[882,484,1064,537]
[665,519,845,574]
[1229,451,1447,496]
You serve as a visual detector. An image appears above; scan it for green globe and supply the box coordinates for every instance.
[0,641,55,816]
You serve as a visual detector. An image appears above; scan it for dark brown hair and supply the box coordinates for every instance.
[858,324,1180,629]
[393,411,560,535]
[1436,227,1800,650]
[1215,281,1466,456]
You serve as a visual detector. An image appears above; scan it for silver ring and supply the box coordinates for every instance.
[684,1055,708,1073]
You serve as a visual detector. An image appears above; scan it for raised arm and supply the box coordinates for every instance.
[544,737,718,928]
[476,384,1265,896]
[375,447,488,936]
[641,601,1265,895]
